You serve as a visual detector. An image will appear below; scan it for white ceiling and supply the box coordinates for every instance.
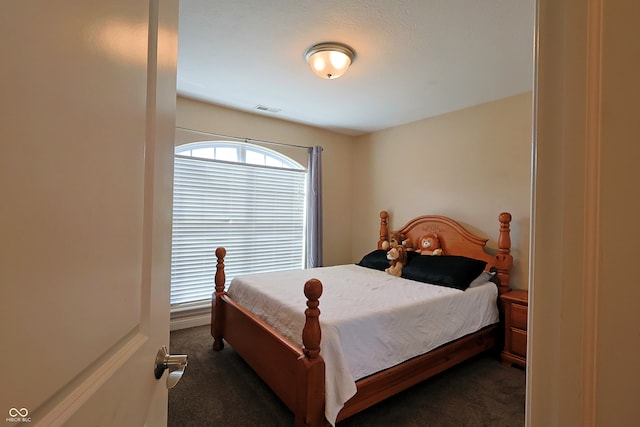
[177,0,535,136]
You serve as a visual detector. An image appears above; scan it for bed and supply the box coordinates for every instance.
[211,211,513,426]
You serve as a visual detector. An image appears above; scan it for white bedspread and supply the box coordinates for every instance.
[227,264,499,425]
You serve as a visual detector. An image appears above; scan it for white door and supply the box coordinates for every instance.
[1,1,178,426]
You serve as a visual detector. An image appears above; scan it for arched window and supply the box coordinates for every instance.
[171,141,307,309]
[176,141,303,169]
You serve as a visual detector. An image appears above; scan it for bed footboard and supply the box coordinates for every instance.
[211,248,327,427]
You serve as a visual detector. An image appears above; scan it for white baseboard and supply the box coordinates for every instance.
[170,309,211,331]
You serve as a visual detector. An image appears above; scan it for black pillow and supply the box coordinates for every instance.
[357,249,421,271]
[356,249,389,271]
[406,250,420,264]
[401,255,488,290]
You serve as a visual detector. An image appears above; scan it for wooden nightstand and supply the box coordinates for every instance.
[500,289,528,368]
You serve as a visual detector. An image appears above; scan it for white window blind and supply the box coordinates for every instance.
[170,155,307,306]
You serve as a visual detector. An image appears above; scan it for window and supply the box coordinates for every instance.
[170,141,307,310]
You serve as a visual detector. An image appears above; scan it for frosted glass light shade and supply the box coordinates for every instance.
[304,43,355,79]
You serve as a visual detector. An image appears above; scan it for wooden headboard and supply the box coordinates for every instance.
[377,211,513,294]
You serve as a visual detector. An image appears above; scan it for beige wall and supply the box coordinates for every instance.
[176,94,532,289]
[175,97,355,266]
[351,93,533,290]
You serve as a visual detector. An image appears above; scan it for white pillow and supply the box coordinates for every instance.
[468,270,496,288]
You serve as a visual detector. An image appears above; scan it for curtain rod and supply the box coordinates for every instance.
[175,126,313,151]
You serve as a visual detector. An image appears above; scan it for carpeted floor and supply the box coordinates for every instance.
[168,325,525,427]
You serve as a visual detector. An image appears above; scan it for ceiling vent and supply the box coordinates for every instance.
[255,105,281,113]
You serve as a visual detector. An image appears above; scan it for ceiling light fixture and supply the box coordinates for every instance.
[304,42,356,80]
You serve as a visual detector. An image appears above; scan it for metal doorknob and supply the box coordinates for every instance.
[154,346,188,389]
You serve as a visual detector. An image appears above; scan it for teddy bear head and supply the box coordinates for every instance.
[386,245,407,264]
[418,233,444,256]
[385,245,408,276]
[388,232,403,248]
[386,231,414,251]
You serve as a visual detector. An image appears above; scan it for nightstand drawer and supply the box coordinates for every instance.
[500,289,529,368]
[511,328,527,358]
[511,303,528,331]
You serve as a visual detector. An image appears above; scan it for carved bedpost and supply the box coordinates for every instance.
[302,278,323,359]
[496,213,513,294]
[212,247,226,351]
[298,279,326,427]
[378,211,389,249]
[214,247,226,294]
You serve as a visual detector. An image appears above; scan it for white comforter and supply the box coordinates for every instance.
[227,264,499,425]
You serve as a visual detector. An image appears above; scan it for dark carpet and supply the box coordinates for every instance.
[168,325,525,427]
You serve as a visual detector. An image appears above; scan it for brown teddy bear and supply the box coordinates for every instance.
[382,232,415,252]
[417,233,444,256]
[400,233,415,251]
[385,245,408,276]
[381,231,400,251]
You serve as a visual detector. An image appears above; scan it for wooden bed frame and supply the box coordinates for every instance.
[211,211,513,426]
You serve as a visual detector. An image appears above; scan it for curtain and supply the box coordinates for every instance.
[306,146,323,267]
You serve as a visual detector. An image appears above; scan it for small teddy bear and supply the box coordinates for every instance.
[400,233,415,251]
[417,233,444,256]
[389,232,403,248]
[385,245,408,276]
[382,232,415,252]
[381,231,401,251]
